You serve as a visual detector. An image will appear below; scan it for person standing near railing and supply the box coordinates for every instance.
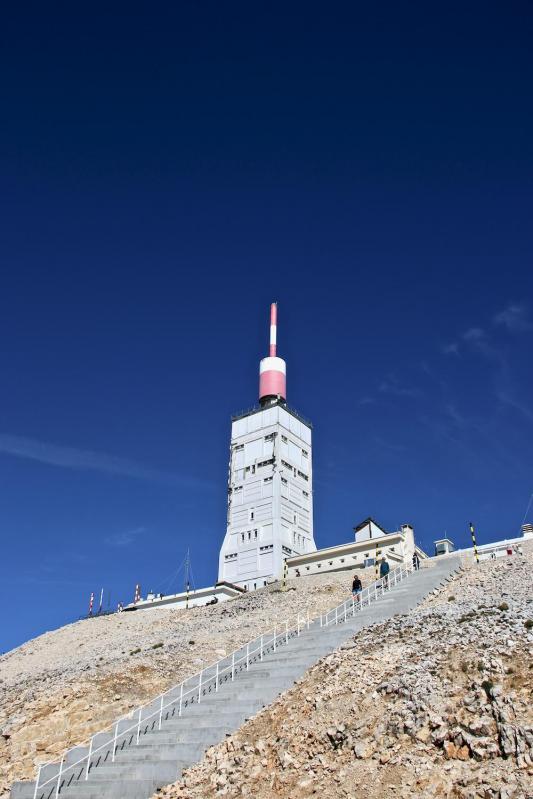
[379,557,390,589]
[412,551,420,571]
[352,574,362,602]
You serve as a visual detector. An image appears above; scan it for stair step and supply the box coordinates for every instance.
[11,557,461,799]
[59,778,158,799]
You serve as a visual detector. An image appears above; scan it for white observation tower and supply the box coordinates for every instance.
[218,303,316,590]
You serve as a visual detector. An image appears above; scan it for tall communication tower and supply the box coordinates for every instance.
[218,303,316,590]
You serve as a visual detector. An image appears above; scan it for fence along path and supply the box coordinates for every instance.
[11,556,462,799]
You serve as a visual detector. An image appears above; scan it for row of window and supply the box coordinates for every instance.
[240,529,258,542]
[292,546,396,571]
[280,459,309,482]
[242,581,268,590]
[234,435,308,458]
[293,531,307,549]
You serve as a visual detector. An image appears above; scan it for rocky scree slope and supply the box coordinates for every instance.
[0,570,367,797]
[154,549,533,799]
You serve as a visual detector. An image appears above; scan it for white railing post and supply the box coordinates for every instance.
[274,625,277,652]
[374,584,378,601]
[136,707,142,745]
[352,596,355,616]
[198,670,202,703]
[335,607,338,625]
[112,722,118,762]
[320,614,323,627]
[297,615,300,636]
[34,765,42,799]
[285,620,288,644]
[85,737,93,780]
[215,661,219,691]
[260,634,264,661]
[55,756,64,799]
[179,682,183,716]
[344,603,347,622]
[231,652,235,680]
[158,695,164,729]
[246,643,249,670]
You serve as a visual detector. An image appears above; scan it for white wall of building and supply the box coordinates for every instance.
[127,583,243,611]
[286,525,418,578]
[218,404,316,590]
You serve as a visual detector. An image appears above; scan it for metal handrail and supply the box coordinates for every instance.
[320,561,412,628]
[32,562,414,798]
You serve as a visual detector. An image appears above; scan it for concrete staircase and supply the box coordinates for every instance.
[11,557,461,799]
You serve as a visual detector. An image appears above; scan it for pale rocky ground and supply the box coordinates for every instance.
[0,569,373,797]
[154,548,533,799]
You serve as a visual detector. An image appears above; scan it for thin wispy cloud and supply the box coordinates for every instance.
[105,526,146,548]
[0,433,212,489]
[461,326,503,363]
[493,303,533,333]
[442,342,459,356]
[496,391,533,424]
[379,378,422,399]
[444,403,466,427]
[462,326,486,342]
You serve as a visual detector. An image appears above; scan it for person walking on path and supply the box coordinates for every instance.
[412,551,420,571]
[352,574,363,602]
[380,557,390,588]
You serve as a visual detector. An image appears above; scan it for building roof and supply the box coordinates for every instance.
[231,399,312,428]
[353,516,388,535]
[286,529,408,566]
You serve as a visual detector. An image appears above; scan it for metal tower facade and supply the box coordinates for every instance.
[218,304,316,590]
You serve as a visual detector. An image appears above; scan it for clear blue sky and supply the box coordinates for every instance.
[1,2,532,653]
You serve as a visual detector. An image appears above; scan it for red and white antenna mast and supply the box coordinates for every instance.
[259,302,287,406]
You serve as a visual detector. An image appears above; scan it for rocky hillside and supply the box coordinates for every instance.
[155,549,533,799]
[0,569,367,797]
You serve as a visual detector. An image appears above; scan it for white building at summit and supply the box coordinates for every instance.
[218,303,316,590]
